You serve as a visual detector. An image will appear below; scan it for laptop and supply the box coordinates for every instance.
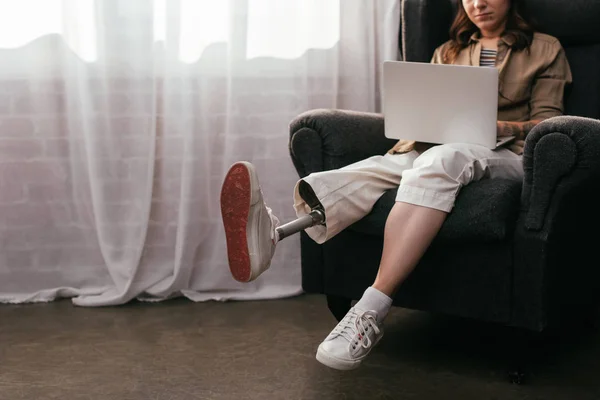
[382,60,515,149]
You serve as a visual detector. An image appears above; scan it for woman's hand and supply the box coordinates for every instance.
[497,120,542,140]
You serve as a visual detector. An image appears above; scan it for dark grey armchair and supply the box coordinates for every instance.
[288,0,600,382]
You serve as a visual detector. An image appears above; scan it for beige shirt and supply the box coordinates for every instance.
[389,32,573,155]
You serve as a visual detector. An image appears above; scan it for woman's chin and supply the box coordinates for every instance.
[475,20,502,34]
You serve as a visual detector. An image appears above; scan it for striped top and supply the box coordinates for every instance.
[480,48,497,67]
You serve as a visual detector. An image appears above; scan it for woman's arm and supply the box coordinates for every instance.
[497,120,542,141]
[496,40,571,143]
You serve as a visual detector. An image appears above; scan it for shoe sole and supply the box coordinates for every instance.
[316,334,383,371]
[316,345,361,370]
[220,162,255,282]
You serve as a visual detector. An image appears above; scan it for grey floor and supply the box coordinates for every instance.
[0,294,598,400]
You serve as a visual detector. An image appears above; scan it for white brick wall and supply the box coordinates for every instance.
[0,77,315,284]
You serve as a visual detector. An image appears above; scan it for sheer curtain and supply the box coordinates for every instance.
[0,0,400,306]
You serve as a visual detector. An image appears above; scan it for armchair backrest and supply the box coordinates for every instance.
[401,0,600,119]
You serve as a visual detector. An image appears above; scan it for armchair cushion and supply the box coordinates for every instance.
[348,178,522,242]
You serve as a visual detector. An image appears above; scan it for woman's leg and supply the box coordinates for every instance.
[293,152,419,244]
[316,202,447,371]
[220,152,418,282]
[317,143,524,371]
[368,143,524,298]
[372,203,447,296]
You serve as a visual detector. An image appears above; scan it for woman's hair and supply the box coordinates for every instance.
[444,0,536,64]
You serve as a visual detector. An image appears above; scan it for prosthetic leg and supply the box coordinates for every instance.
[276,209,325,241]
[276,179,325,241]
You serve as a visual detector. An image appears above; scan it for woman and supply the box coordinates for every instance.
[220,0,571,370]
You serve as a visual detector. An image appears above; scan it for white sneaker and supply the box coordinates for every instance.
[316,307,383,370]
[220,161,280,282]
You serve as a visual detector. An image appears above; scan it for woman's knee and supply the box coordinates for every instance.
[417,143,478,165]
[406,145,465,182]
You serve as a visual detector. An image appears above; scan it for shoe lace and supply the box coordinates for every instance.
[331,308,380,350]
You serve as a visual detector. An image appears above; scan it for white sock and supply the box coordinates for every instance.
[354,286,393,323]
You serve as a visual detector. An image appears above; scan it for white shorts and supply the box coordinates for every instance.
[293,143,524,244]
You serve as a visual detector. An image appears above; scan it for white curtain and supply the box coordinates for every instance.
[0,0,400,306]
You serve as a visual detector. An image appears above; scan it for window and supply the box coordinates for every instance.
[0,0,340,64]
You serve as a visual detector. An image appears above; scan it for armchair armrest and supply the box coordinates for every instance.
[521,116,600,230]
[512,116,600,331]
[289,109,397,178]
